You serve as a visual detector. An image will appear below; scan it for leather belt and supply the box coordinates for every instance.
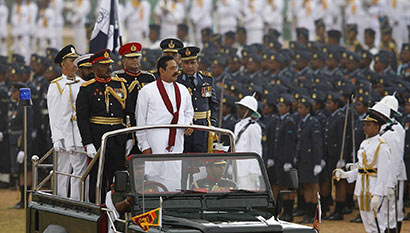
[89,116,123,125]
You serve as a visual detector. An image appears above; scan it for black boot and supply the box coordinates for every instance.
[298,203,314,224]
[321,196,330,218]
[385,229,396,233]
[293,194,306,217]
[326,202,344,220]
[350,213,362,223]
[281,200,294,222]
[10,186,24,209]
[397,221,402,233]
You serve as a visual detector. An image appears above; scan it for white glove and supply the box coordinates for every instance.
[53,140,65,152]
[320,159,326,168]
[313,165,322,176]
[346,162,359,171]
[333,168,348,179]
[267,159,274,168]
[17,151,24,164]
[371,195,382,212]
[86,144,97,158]
[336,159,346,168]
[0,132,3,142]
[387,187,395,201]
[31,130,37,139]
[283,163,292,172]
[125,139,133,155]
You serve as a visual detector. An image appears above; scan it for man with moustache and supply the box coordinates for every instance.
[135,55,193,191]
[76,49,135,203]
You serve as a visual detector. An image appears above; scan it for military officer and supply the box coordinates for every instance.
[0,0,8,56]
[363,28,379,56]
[9,82,33,208]
[47,45,80,199]
[153,0,184,39]
[191,160,237,191]
[215,0,239,35]
[295,96,323,223]
[399,43,410,81]
[11,0,29,62]
[115,42,156,114]
[123,0,151,43]
[268,94,297,222]
[345,24,363,53]
[188,0,213,45]
[66,0,91,54]
[160,38,184,63]
[74,54,94,81]
[242,0,264,44]
[380,26,398,56]
[0,62,9,188]
[177,46,219,153]
[76,49,135,203]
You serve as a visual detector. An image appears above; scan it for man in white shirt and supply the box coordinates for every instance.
[48,45,87,200]
[123,0,151,43]
[0,0,8,56]
[66,0,91,54]
[234,95,262,190]
[136,55,193,191]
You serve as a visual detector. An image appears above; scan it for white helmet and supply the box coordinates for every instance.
[235,95,261,118]
[370,101,391,120]
[380,95,402,116]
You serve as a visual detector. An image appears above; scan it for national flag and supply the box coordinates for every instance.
[89,0,121,53]
[131,208,161,232]
[313,192,321,232]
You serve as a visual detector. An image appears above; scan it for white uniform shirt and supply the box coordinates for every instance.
[26,1,38,37]
[234,116,262,186]
[136,80,193,154]
[262,0,284,32]
[189,0,213,32]
[0,3,8,38]
[215,0,239,34]
[123,0,151,42]
[154,0,185,39]
[60,76,85,149]
[346,134,391,197]
[11,3,29,37]
[67,0,90,27]
[47,75,70,144]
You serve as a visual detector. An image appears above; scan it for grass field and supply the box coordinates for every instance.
[1,189,410,233]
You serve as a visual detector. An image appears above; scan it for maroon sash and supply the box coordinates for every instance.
[156,79,181,151]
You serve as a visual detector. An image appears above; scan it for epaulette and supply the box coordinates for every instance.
[378,138,386,144]
[141,70,155,76]
[112,75,127,83]
[81,79,96,87]
[112,69,125,75]
[389,42,396,49]
[50,76,63,83]
[149,69,157,74]
[199,70,212,77]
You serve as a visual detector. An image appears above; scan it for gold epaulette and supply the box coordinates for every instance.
[149,69,157,74]
[199,70,212,77]
[51,76,63,83]
[389,42,396,50]
[81,79,96,87]
[112,75,127,83]
[378,138,386,144]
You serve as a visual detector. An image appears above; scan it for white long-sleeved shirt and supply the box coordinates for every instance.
[0,3,8,38]
[346,135,391,197]
[215,0,239,34]
[61,76,85,149]
[67,0,91,27]
[136,80,193,154]
[47,74,71,144]
[123,0,151,42]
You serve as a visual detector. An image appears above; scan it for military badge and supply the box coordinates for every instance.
[201,83,212,97]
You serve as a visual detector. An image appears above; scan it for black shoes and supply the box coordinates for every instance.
[324,211,343,220]
[342,206,352,214]
[292,209,305,217]
[280,213,293,222]
[10,202,24,209]
[350,214,362,223]
[298,215,314,224]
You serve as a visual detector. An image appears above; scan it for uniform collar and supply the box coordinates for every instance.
[94,76,111,83]
[124,69,141,77]
[206,175,221,182]
[302,113,310,122]
[280,112,290,120]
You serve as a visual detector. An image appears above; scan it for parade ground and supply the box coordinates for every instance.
[1,188,409,233]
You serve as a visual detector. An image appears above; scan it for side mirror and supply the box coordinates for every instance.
[113,171,129,193]
[287,168,299,190]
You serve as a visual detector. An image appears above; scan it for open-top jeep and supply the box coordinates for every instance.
[27,125,317,233]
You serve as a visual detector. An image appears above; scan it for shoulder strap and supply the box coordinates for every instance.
[235,120,255,144]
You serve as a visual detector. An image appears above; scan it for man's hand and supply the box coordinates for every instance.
[184,128,193,136]
[313,165,322,176]
[85,144,97,158]
[283,163,292,172]
[53,140,65,152]
[267,159,274,168]
[371,195,382,212]
[17,151,24,164]
[333,168,348,179]
[142,148,152,154]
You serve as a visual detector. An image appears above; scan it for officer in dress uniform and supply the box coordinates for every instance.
[76,49,135,203]
[150,38,184,78]
[345,24,363,53]
[399,43,410,81]
[267,94,297,222]
[74,54,94,81]
[9,82,33,208]
[66,0,91,54]
[295,96,323,224]
[191,160,237,191]
[177,46,219,153]
[0,0,8,56]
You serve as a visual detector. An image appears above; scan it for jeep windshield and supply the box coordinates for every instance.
[129,153,268,195]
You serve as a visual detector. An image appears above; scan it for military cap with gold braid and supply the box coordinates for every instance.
[90,49,114,64]
[361,111,386,126]
[119,42,142,57]
[54,44,79,64]
[160,38,183,53]
[74,53,93,68]
[178,46,200,61]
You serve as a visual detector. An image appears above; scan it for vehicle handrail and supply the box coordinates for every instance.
[95,124,235,204]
